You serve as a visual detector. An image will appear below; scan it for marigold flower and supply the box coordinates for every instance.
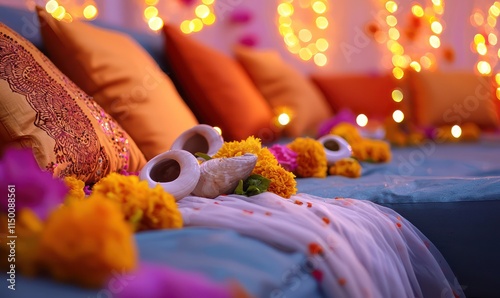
[214,137,297,198]
[64,176,86,204]
[213,136,262,158]
[254,163,297,198]
[330,123,363,144]
[288,138,328,178]
[92,173,183,232]
[352,139,391,163]
[37,199,137,288]
[328,158,362,178]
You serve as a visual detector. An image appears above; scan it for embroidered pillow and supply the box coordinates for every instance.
[37,8,198,160]
[0,22,146,183]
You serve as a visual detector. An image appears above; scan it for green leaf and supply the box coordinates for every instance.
[195,152,212,161]
[233,174,271,197]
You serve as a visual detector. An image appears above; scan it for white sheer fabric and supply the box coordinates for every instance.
[179,193,464,298]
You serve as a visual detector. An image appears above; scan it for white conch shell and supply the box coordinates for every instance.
[317,135,352,166]
[192,154,257,199]
[139,149,201,201]
[170,124,224,157]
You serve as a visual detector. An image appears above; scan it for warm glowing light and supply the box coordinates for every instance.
[472,11,485,26]
[314,53,327,66]
[213,126,222,135]
[432,0,442,6]
[477,61,492,75]
[144,6,158,19]
[63,12,73,22]
[474,33,486,45]
[489,33,498,45]
[148,16,164,31]
[298,29,312,42]
[202,0,214,4]
[279,16,292,26]
[392,89,403,102]
[388,27,400,40]
[496,73,500,85]
[392,110,404,123]
[388,41,404,55]
[385,1,398,13]
[490,4,500,17]
[431,21,443,34]
[51,6,66,20]
[316,16,329,29]
[477,43,487,55]
[312,1,327,14]
[45,0,58,13]
[386,15,397,27]
[411,4,424,17]
[195,4,210,19]
[451,125,462,138]
[410,61,422,72]
[278,3,294,17]
[180,20,193,34]
[299,48,313,60]
[392,67,404,79]
[356,114,368,127]
[496,87,500,99]
[277,113,291,126]
[488,15,497,27]
[316,38,329,52]
[202,13,216,25]
[83,4,97,20]
[145,0,159,5]
[191,18,204,32]
[429,35,441,48]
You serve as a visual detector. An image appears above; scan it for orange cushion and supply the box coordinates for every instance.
[37,8,198,160]
[163,24,276,142]
[311,74,399,120]
[0,22,145,183]
[409,71,499,128]
[234,46,333,137]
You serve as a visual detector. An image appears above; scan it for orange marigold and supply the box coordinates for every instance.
[63,176,86,204]
[352,139,391,163]
[254,163,297,198]
[328,158,362,178]
[91,173,183,232]
[288,138,328,178]
[37,199,137,288]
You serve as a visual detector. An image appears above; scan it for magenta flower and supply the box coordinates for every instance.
[0,147,68,220]
[268,144,298,172]
[114,263,233,298]
[317,108,357,137]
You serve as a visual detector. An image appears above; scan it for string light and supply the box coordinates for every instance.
[451,125,462,138]
[379,0,445,123]
[277,0,330,67]
[44,0,98,22]
[471,2,500,99]
[356,114,369,127]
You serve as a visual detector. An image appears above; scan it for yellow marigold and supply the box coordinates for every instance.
[37,199,137,288]
[288,137,328,178]
[352,139,392,163]
[255,164,297,198]
[328,158,362,178]
[330,123,363,144]
[63,176,86,204]
[213,137,297,198]
[213,136,262,158]
[92,173,182,232]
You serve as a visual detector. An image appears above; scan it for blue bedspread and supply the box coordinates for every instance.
[297,137,500,297]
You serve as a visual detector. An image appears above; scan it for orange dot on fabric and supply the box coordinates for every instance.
[307,202,313,208]
[308,243,323,255]
[214,202,220,205]
[322,217,330,224]
[294,200,304,205]
[338,278,347,286]
[265,211,272,216]
[396,222,402,228]
[243,210,254,214]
